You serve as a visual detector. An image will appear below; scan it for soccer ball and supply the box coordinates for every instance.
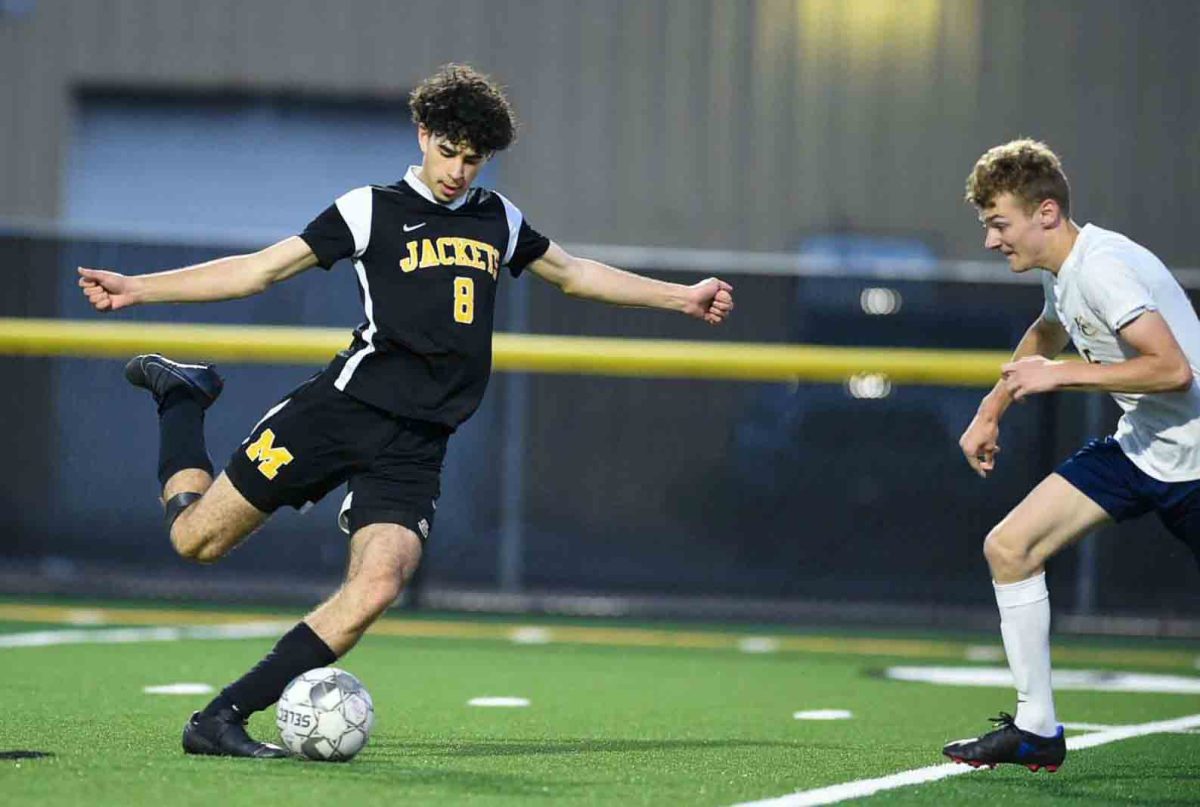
[276,667,374,761]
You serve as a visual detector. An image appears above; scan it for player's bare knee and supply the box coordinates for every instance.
[169,518,204,561]
[163,491,206,561]
[191,540,230,564]
[170,529,216,563]
[169,519,228,564]
[983,527,1036,577]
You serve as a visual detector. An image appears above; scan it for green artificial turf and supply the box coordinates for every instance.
[1,604,1197,806]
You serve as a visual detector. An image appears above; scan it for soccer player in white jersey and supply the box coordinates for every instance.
[942,139,1200,771]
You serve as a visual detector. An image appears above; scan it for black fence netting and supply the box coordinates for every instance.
[1,232,1196,618]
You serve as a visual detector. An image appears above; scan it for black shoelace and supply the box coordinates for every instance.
[990,712,1017,730]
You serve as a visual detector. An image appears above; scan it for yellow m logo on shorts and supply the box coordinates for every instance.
[245,428,294,480]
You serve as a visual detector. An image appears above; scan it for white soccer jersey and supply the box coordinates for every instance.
[1041,223,1200,482]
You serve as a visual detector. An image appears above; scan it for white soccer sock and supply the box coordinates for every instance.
[993,572,1059,737]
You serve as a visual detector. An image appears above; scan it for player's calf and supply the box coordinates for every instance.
[305,523,422,654]
[306,574,403,655]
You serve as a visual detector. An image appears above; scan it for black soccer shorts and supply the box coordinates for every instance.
[224,369,448,541]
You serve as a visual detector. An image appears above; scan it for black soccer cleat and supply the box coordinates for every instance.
[125,353,224,409]
[942,712,1065,772]
[182,708,289,759]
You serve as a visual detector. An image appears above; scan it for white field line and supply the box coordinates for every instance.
[885,665,1200,695]
[730,712,1200,807]
[467,697,531,708]
[1058,721,1200,734]
[509,627,552,645]
[143,683,215,695]
[739,637,782,654]
[793,710,853,721]
[962,645,1005,662]
[0,621,292,648]
[64,608,108,625]
[1062,721,1200,736]
[1066,713,1200,750]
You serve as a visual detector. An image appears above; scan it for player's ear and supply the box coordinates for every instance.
[417,125,430,155]
[1037,198,1061,229]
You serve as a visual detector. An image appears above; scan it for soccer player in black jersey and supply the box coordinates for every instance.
[77,64,734,758]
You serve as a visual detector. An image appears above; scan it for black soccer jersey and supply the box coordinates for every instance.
[299,167,550,428]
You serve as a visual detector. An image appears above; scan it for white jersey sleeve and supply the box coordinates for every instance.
[1078,254,1157,332]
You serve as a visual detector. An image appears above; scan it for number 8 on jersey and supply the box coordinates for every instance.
[453,277,474,324]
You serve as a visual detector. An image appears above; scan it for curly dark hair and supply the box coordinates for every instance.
[409,64,517,155]
[965,138,1071,216]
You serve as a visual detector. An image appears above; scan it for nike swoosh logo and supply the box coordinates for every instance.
[403,222,426,232]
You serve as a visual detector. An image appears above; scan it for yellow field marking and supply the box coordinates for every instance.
[0,603,288,626]
[0,603,1193,669]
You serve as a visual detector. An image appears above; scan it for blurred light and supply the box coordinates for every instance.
[860,287,902,315]
[794,0,944,66]
[846,373,892,399]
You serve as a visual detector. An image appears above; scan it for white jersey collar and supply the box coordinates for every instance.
[1056,222,1095,281]
[403,165,468,211]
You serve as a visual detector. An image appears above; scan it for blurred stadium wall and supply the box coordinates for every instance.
[0,0,1198,261]
[0,1,1198,629]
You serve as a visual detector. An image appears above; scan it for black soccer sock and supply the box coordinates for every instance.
[202,622,337,718]
[157,387,213,486]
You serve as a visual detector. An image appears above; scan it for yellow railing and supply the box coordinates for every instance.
[0,317,1015,387]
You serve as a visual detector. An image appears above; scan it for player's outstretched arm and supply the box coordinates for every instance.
[77,236,320,312]
[527,242,734,325]
[960,315,1069,478]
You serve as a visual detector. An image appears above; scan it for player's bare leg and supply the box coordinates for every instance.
[125,353,269,562]
[174,474,284,758]
[983,473,1110,584]
[185,522,420,758]
[124,353,287,757]
[306,523,423,655]
[124,353,231,532]
[944,473,1110,770]
[167,473,268,563]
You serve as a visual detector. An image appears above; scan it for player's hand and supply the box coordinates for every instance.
[959,413,1001,478]
[78,267,139,312]
[685,277,734,325]
[1001,356,1064,401]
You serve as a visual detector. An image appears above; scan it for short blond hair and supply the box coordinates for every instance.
[965,139,1071,216]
